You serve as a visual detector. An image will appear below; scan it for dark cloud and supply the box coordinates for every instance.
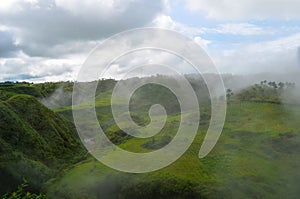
[1,74,42,82]
[0,0,166,57]
[0,31,18,57]
[0,0,166,82]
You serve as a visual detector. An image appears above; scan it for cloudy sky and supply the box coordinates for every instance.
[0,0,300,82]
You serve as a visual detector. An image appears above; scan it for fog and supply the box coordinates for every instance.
[41,86,72,109]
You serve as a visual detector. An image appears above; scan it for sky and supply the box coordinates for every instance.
[0,0,300,82]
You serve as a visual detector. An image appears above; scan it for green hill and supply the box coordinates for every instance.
[0,79,299,198]
[0,95,85,195]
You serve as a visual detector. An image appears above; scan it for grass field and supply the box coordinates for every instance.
[46,95,300,198]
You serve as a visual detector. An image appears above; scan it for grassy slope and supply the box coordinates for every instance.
[1,82,299,198]
[0,94,86,195]
[48,92,300,199]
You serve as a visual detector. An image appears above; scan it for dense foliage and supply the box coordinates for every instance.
[0,84,86,196]
[236,80,295,103]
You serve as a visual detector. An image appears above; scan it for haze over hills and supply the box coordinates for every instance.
[0,75,299,198]
[34,72,300,109]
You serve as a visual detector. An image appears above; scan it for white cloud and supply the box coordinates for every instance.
[152,15,204,37]
[185,0,300,20]
[215,23,273,35]
[0,52,81,82]
[0,0,22,13]
[193,36,211,49]
[1,0,298,83]
[213,33,300,74]
[153,16,272,39]
[152,15,211,49]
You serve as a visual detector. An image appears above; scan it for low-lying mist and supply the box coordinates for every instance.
[40,72,300,109]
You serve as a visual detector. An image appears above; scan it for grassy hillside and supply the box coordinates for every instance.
[1,79,299,198]
[48,83,300,199]
[0,94,86,196]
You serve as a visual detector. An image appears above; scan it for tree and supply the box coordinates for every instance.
[278,82,284,90]
[226,89,234,102]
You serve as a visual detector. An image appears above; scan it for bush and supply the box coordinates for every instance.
[2,179,46,199]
